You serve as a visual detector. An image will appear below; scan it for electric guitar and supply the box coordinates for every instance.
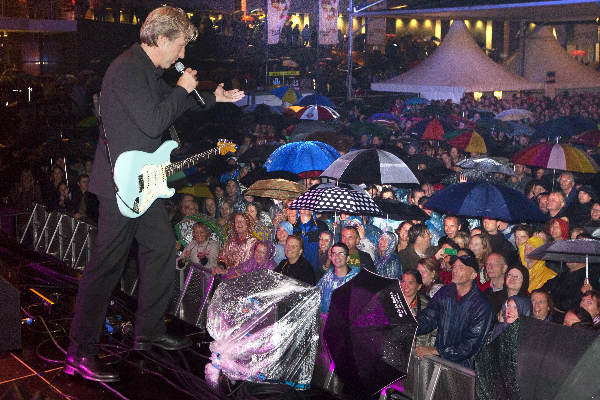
[114,139,237,218]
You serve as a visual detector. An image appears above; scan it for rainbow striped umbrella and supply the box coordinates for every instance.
[444,130,488,154]
[511,143,598,173]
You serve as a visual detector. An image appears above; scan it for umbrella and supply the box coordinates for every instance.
[294,94,334,107]
[570,130,600,148]
[504,121,536,137]
[264,141,340,178]
[238,144,281,163]
[495,109,533,121]
[175,214,225,247]
[371,119,401,132]
[287,184,382,216]
[526,238,600,279]
[176,183,214,198]
[270,86,302,104]
[423,182,547,222]
[411,118,449,141]
[324,269,417,395]
[375,199,430,221]
[294,105,340,121]
[404,96,428,105]
[320,148,419,185]
[239,167,300,187]
[444,129,488,154]
[511,143,599,173]
[533,116,597,141]
[368,113,401,123]
[242,104,284,115]
[456,157,516,176]
[348,121,391,138]
[476,117,513,134]
[245,179,306,200]
[289,120,341,141]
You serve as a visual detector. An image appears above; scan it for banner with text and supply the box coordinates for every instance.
[318,0,339,45]
[267,0,290,44]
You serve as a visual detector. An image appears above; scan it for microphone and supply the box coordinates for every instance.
[174,62,205,105]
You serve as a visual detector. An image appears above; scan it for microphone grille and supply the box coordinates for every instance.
[174,62,185,73]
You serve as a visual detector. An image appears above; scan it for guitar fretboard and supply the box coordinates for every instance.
[165,147,221,177]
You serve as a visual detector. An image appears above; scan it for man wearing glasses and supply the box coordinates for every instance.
[415,249,493,368]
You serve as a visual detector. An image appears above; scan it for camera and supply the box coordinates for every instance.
[200,256,209,266]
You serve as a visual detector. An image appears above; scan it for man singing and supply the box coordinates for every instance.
[65,6,244,382]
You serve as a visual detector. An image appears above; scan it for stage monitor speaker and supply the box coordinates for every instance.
[0,276,21,352]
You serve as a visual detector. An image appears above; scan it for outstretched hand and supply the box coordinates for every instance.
[214,83,245,103]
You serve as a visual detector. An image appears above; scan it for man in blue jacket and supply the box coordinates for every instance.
[415,249,493,368]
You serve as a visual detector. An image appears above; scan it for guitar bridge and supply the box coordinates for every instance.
[138,175,144,192]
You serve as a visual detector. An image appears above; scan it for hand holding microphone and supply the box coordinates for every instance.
[174,62,206,105]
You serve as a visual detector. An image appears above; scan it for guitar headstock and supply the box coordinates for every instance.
[217,139,237,156]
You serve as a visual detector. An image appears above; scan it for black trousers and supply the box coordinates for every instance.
[69,197,176,356]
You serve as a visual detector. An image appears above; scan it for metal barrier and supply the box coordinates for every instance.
[405,354,476,400]
[17,203,96,271]
[168,264,217,328]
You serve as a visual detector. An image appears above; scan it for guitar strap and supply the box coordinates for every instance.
[97,94,119,195]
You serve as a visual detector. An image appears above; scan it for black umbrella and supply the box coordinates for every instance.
[287,183,382,216]
[324,269,417,395]
[375,199,430,221]
[320,148,419,185]
[456,157,515,176]
[527,239,600,279]
[238,144,281,163]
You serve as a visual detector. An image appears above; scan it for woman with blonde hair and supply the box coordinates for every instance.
[417,257,443,298]
[469,233,492,285]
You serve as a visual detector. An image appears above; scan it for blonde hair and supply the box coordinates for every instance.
[140,6,197,46]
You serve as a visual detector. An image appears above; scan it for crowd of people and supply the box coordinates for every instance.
[3,5,600,393]
[8,90,600,374]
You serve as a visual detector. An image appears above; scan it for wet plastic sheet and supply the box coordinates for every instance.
[206,269,321,388]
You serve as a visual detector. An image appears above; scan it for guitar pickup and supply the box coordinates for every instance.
[138,175,144,192]
[133,198,140,214]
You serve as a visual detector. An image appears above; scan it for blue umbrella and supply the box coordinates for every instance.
[368,113,401,122]
[264,141,340,177]
[423,182,547,223]
[404,96,429,105]
[533,116,597,142]
[295,94,334,107]
[270,86,302,104]
[504,121,535,137]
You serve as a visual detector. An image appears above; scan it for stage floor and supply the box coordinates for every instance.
[0,235,343,400]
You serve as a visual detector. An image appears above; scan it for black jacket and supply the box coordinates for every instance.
[417,282,493,368]
[275,256,316,286]
[90,43,216,200]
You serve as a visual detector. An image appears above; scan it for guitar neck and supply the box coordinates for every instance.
[165,147,221,177]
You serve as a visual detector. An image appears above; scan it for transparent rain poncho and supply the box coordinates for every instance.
[206,269,321,389]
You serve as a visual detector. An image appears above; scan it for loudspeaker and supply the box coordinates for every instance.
[0,276,21,351]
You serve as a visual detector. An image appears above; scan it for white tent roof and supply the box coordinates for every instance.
[371,20,542,102]
[505,25,600,89]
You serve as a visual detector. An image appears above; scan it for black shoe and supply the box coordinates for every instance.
[64,354,120,382]
[133,333,192,351]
